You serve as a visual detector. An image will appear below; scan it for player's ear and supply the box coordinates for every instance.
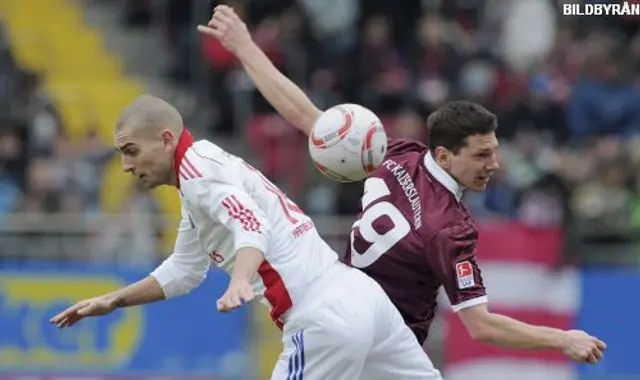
[434,146,451,170]
[160,129,174,150]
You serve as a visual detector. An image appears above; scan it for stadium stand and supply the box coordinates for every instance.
[0,0,180,250]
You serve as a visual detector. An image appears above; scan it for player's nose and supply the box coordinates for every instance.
[487,154,500,171]
[121,157,135,173]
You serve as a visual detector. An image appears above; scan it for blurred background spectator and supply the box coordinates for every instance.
[152,0,640,261]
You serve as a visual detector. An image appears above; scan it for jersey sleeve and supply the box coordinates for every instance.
[428,223,488,312]
[150,207,211,299]
[185,177,269,255]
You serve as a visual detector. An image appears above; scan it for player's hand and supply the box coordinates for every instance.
[217,280,255,312]
[50,295,116,328]
[561,329,606,364]
[197,5,252,55]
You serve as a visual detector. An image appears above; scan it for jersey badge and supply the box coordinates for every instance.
[456,261,475,289]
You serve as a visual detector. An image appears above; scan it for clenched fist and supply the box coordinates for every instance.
[217,279,255,312]
[562,329,606,364]
[197,5,252,55]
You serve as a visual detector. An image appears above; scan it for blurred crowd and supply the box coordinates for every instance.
[3,0,640,264]
[0,23,165,263]
[148,0,640,252]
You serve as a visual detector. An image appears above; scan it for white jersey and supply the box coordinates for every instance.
[151,134,338,327]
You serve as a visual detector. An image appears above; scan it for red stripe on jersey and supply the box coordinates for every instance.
[222,195,262,233]
[445,307,572,366]
[178,170,189,181]
[264,181,305,215]
[229,195,260,231]
[180,164,195,179]
[184,156,203,177]
[264,185,299,224]
[241,160,305,225]
[174,128,195,189]
[221,197,239,219]
[258,260,293,329]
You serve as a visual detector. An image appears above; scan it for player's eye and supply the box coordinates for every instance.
[124,148,139,157]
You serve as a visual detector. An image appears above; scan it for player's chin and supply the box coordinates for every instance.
[146,181,163,189]
[137,175,160,189]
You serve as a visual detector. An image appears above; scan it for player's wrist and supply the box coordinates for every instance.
[229,275,252,286]
[235,41,260,62]
[553,330,573,351]
[107,294,125,308]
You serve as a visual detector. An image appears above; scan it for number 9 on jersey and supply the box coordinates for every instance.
[350,178,411,268]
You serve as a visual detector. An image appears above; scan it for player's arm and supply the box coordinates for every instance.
[430,227,606,363]
[456,288,605,364]
[50,276,166,328]
[51,212,210,328]
[457,303,568,349]
[197,5,321,136]
[187,178,268,267]
[101,276,165,308]
[185,176,268,311]
[230,247,264,282]
[149,212,212,299]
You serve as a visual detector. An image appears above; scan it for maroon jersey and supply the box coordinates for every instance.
[345,138,487,344]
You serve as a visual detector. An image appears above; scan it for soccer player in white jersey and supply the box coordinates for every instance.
[50,95,443,379]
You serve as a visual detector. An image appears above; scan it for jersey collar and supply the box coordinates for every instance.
[174,128,194,189]
[424,152,464,202]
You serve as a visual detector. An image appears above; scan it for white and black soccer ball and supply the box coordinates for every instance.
[309,103,387,182]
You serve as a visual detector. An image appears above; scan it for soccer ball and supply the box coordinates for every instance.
[309,103,387,182]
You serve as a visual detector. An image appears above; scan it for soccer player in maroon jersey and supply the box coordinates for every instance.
[199,5,606,365]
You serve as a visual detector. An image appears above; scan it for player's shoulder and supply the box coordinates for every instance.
[374,138,426,182]
[386,137,428,158]
[419,190,477,242]
[430,217,478,249]
[189,140,229,167]
[179,140,236,188]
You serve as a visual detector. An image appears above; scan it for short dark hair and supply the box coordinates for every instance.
[426,101,497,154]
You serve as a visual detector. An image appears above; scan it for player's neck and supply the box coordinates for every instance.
[425,152,464,201]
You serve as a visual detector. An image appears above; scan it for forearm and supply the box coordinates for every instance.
[477,312,567,350]
[231,246,265,283]
[104,276,166,308]
[236,42,321,135]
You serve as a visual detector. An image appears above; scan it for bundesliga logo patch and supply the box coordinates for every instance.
[456,261,475,289]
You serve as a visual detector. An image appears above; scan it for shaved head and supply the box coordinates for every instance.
[116,94,183,136]
[115,95,186,189]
